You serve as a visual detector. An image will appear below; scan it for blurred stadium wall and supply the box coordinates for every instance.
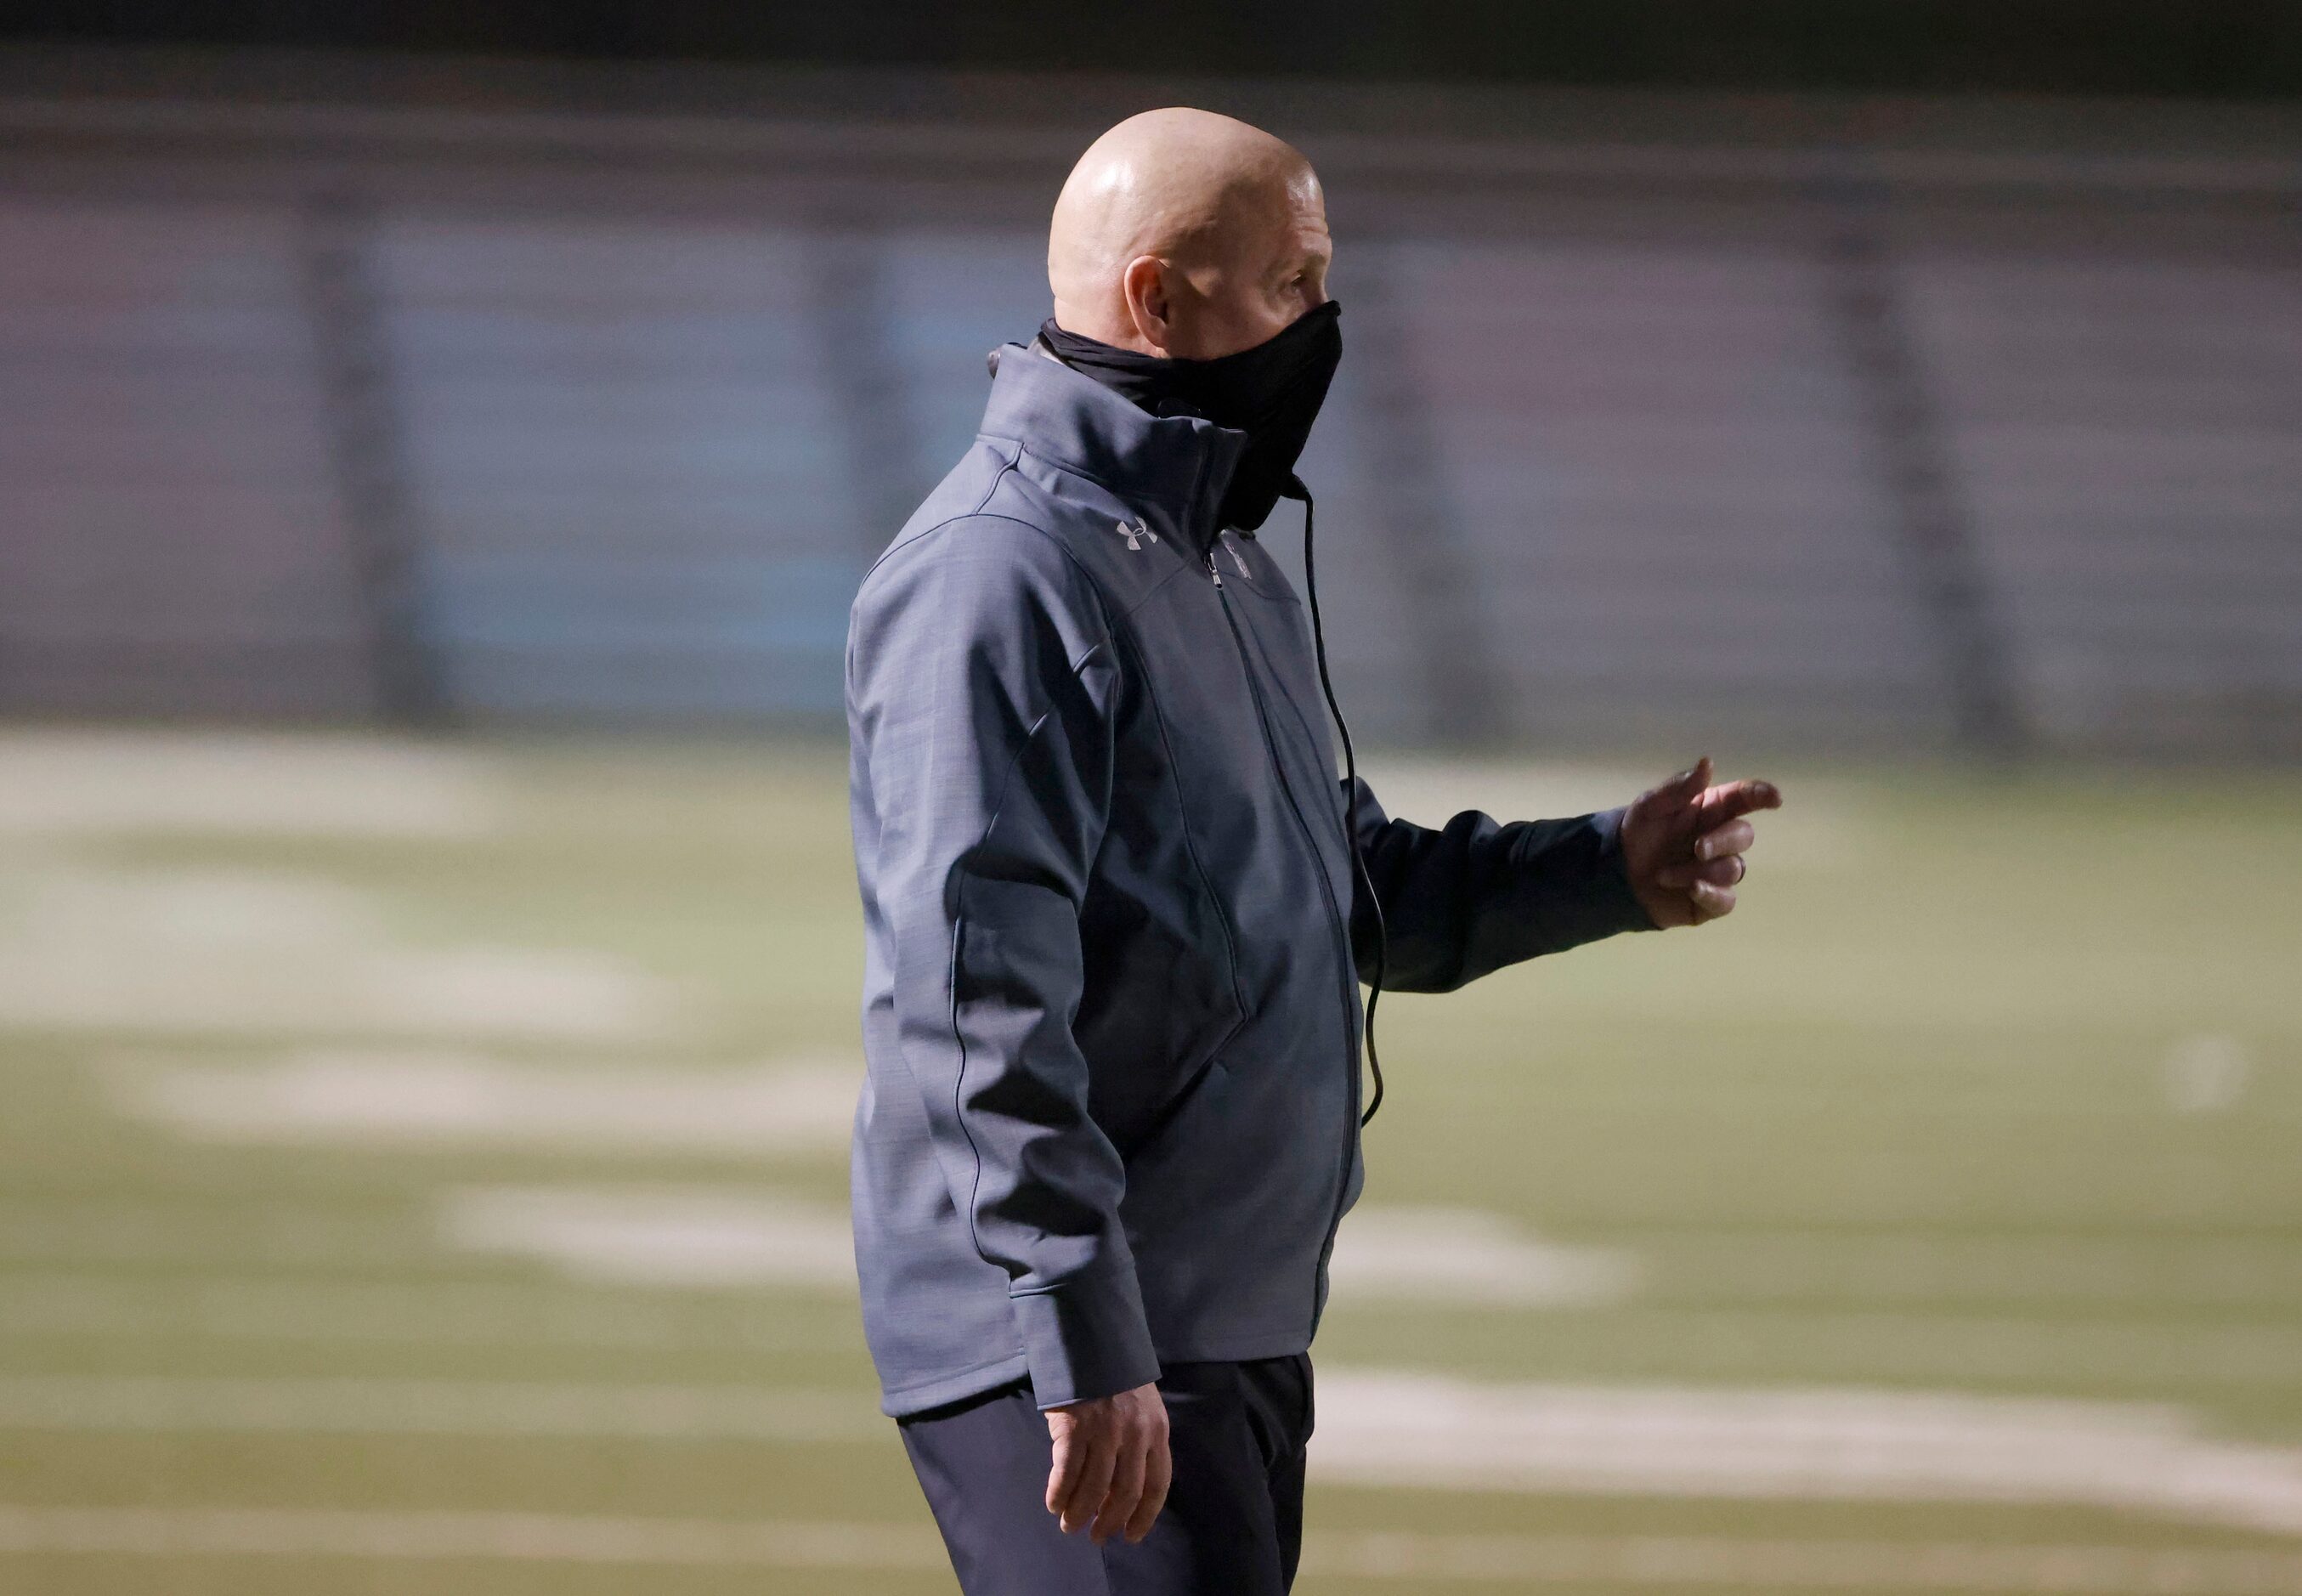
[1,46,2298,760]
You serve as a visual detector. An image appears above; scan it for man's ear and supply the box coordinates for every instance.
[1121,256,1176,354]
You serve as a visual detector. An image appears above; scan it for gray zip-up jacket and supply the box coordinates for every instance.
[846,342,1652,1418]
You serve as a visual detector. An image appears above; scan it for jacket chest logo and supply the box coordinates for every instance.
[1112,516,1159,552]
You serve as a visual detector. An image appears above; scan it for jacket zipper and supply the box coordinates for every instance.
[1202,542,1362,1326]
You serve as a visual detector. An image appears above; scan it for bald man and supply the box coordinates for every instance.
[846,109,1780,1594]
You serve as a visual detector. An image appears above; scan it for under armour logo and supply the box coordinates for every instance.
[1113,517,1158,552]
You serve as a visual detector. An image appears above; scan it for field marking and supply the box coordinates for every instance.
[5,1199,2294,1317]
[110,1049,853,1152]
[436,1186,1635,1304]
[2,1507,2298,1591]
[1314,1371,2302,1539]
[1327,1205,1639,1307]
[448,1185,2302,1383]
[443,1186,859,1288]
[2166,1034,2252,1114]
[0,866,682,1040]
[0,731,499,838]
[5,1372,2300,1539]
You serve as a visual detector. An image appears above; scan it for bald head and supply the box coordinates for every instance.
[1049,108,1331,361]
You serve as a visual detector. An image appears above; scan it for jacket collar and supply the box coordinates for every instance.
[979,342,1250,555]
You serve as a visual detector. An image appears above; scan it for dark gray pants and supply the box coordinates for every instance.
[897,1355,1314,1595]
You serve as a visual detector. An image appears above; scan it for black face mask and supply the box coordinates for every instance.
[1038,300,1342,533]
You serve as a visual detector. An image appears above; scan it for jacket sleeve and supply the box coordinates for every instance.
[849,516,1157,1410]
[1344,777,1658,994]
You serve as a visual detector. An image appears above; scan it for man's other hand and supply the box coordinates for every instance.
[1044,1381,1171,1544]
[1621,756,1784,928]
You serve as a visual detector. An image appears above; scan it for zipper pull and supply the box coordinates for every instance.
[1204,548,1223,587]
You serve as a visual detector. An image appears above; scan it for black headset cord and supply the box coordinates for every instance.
[1284,475,1387,1128]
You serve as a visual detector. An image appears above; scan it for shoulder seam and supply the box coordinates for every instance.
[857,439,1025,588]
[868,506,1125,680]
[863,470,1229,694]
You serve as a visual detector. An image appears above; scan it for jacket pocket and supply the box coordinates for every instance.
[1115,1030,1243,1163]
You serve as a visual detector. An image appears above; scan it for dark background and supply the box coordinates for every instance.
[13,0,2302,98]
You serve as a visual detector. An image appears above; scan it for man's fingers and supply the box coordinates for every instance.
[1697,778,1783,823]
[1629,756,1713,824]
[1044,1421,1078,1517]
[1125,1425,1173,1544]
[1092,1419,1150,1544]
[1689,879,1737,921]
[1660,756,1712,806]
[1060,1429,1117,1535]
[1694,818,1755,862]
[1657,855,1745,891]
[1625,761,1769,931]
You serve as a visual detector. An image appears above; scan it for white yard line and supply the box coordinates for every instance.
[1,1507,2297,1591]
[431,1187,1633,1303]
[1326,1205,1639,1307]
[0,731,500,838]
[1314,1371,2302,1539]
[5,1201,2294,1318]
[0,868,684,1040]
[442,1185,860,1288]
[5,1372,2301,1541]
[109,1050,855,1152]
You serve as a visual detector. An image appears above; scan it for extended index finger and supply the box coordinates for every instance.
[1696,778,1783,823]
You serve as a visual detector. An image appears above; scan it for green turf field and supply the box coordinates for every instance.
[0,730,2296,1594]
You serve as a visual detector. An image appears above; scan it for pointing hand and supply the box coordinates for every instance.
[1620,756,1784,928]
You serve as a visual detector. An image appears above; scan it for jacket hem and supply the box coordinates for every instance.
[1010,1256,1163,1410]
[879,1350,1032,1419]
[1141,1327,1315,1367]
[874,1321,1318,1419]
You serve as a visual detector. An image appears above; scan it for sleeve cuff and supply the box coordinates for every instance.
[1010,1256,1162,1411]
[1589,806,1660,934]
